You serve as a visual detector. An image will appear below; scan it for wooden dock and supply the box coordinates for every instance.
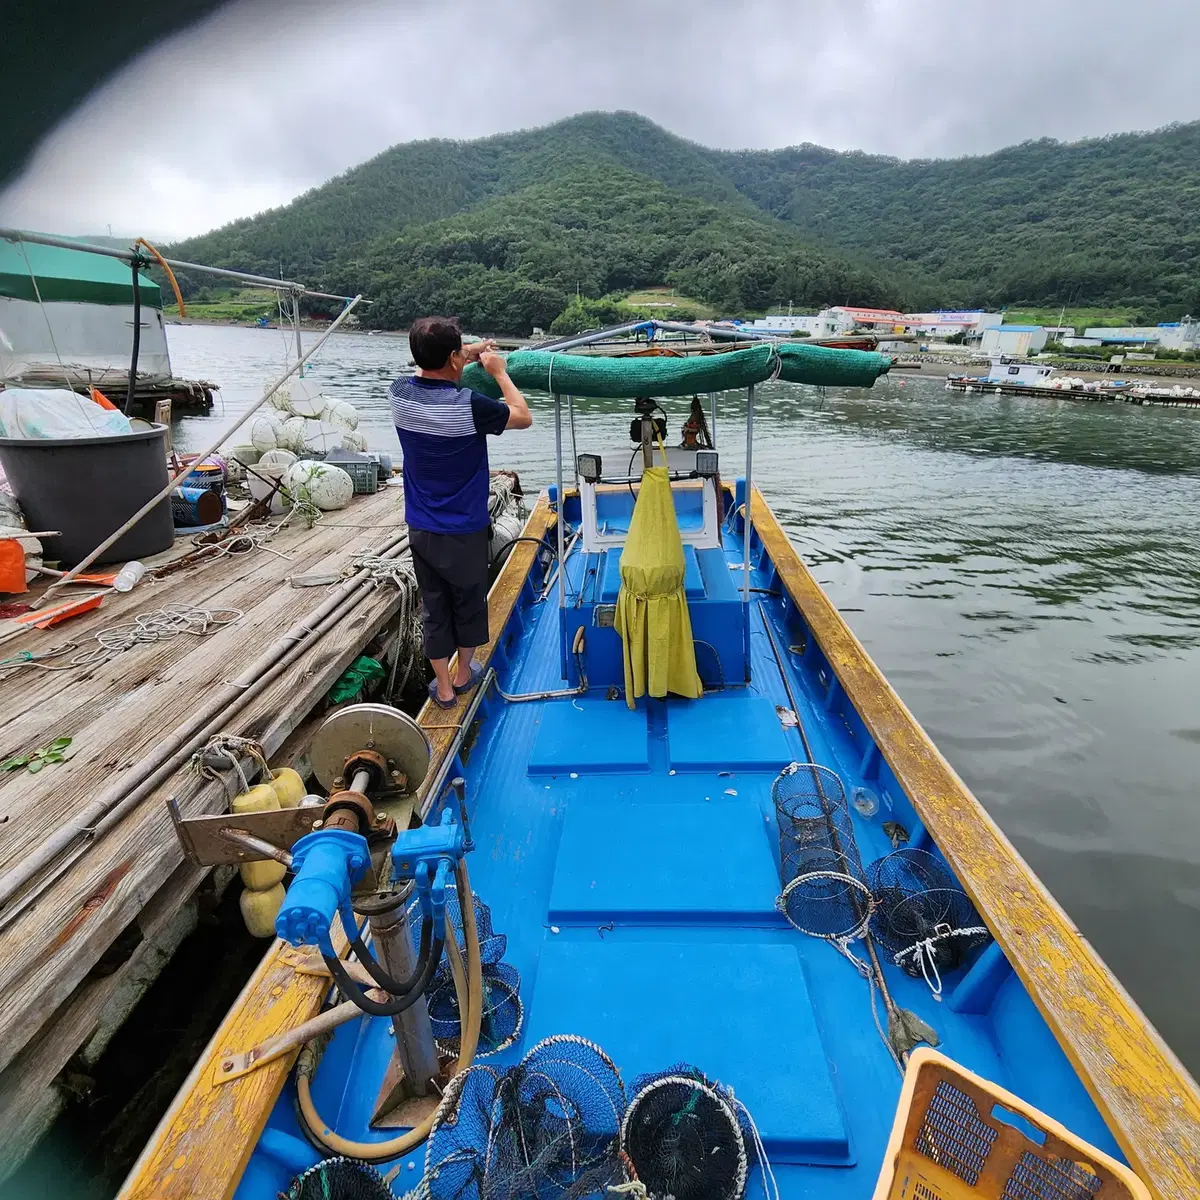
[0,484,412,1178]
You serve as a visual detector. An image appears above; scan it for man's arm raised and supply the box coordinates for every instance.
[481,351,533,429]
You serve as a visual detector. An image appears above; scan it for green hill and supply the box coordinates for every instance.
[166,111,1200,334]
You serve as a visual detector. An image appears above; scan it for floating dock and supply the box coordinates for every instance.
[947,376,1200,407]
[0,484,413,1179]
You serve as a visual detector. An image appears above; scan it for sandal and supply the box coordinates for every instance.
[427,678,456,709]
[454,660,487,695]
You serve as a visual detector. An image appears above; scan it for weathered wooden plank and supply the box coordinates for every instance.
[119,497,553,1200]
[0,490,411,1075]
[0,493,407,859]
[749,487,1200,1199]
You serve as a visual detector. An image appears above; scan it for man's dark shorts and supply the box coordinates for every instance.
[409,528,490,659]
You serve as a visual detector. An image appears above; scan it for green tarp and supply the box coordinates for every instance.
[0,238,162,307]
[462,339,889,398]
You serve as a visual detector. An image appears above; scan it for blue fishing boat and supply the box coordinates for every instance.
[125,326,1198,1200]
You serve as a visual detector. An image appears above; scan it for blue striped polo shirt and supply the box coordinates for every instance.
[389,374,510,534]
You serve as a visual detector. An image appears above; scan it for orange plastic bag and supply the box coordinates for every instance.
[0,539,27,595]
[91,387,118,410]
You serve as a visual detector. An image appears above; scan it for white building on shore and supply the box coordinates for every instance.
[979,325,1049,356]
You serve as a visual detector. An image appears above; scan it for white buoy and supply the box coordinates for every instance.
[279,416,308,452]
[340,429,368,452]
[302,420,343,454]
[322,400,359,432]
[287,377,326,418]
[258,448,298,469]
[269,386,292,412]
[286,460,354,511]
[250,415,280,453]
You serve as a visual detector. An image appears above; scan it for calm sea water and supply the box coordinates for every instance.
[172,323,1200,1077]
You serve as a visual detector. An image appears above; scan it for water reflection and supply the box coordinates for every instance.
[166,324,1200,1074]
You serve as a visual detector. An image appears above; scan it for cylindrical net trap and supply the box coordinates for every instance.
[620,1066,749,1200]
[283,1157,394,1199]
[773,762,872,941]
[866,848,990,982]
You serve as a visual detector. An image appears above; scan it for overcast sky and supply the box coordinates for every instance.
[2,0,1198,242]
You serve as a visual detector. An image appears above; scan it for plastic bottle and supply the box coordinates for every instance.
[112,561,145,592]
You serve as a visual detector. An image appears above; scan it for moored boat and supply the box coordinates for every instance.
[123,328,1199,1200]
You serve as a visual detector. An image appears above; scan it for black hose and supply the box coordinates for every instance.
[490,534,559,572]
[124,259,142,416]
[348,915,433,996]
[323,934,444,1018]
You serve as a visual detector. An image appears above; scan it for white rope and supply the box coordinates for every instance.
[834,939,904,1074]
[607,1183,649,1198]
[894,925,990,997]
[71,603,243,668]
[347,552,417,589]
[731,1095,780,1200]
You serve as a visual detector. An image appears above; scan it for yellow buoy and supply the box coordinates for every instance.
[240,856,286,892]
[232,782,280,814]
[240,882,286,938]
[269,767,306,808]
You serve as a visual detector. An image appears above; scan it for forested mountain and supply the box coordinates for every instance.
[166,112,1200,334]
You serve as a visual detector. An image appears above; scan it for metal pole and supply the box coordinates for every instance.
[291,287,303,367]
[709,391,717,449]
[369,895,440,1096]
[743,384,754,603]
[0,227,361,301]
[554,394,566,612]
[535,320,653,352]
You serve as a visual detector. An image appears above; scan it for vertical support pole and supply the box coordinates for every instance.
[709,390,717,449]
[292,288,303,373]
[554,393,566,612]
[743,384,755,603]
[368,899,440,1099]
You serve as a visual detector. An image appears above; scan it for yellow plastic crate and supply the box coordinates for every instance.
[873,1049,1151,1200]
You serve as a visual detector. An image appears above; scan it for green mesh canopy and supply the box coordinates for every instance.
[462,339,889,398]
[776,341,891,387]
[463,344,777,399]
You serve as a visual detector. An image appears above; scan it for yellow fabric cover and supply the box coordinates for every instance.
[614,466,703,708]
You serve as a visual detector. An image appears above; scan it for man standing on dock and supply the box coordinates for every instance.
[390,316,532,708]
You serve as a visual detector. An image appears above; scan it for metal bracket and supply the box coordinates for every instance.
[168,796,323,867]
[594,603,616,628]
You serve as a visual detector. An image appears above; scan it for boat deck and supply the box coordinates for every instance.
[232,507,1130,1197]
[0,484,411,1172]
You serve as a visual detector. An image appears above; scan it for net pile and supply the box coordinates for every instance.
[867,849,991,988]
[620,1065,748,1200]
[422,1036,626,1200]
[284,1157,394,1199]
[410,890,523,1058]
[774,762,872,941]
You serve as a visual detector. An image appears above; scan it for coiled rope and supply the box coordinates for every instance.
[0,604,243,675]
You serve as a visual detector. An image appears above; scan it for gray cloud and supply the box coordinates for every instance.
[2,0,1198,240]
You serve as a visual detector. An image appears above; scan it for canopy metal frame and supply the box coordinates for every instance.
[545,319,759,620]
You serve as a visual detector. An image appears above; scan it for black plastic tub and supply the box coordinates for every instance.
[0,424,174,566]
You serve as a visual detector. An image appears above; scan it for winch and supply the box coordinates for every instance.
[169,701,472,1123]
